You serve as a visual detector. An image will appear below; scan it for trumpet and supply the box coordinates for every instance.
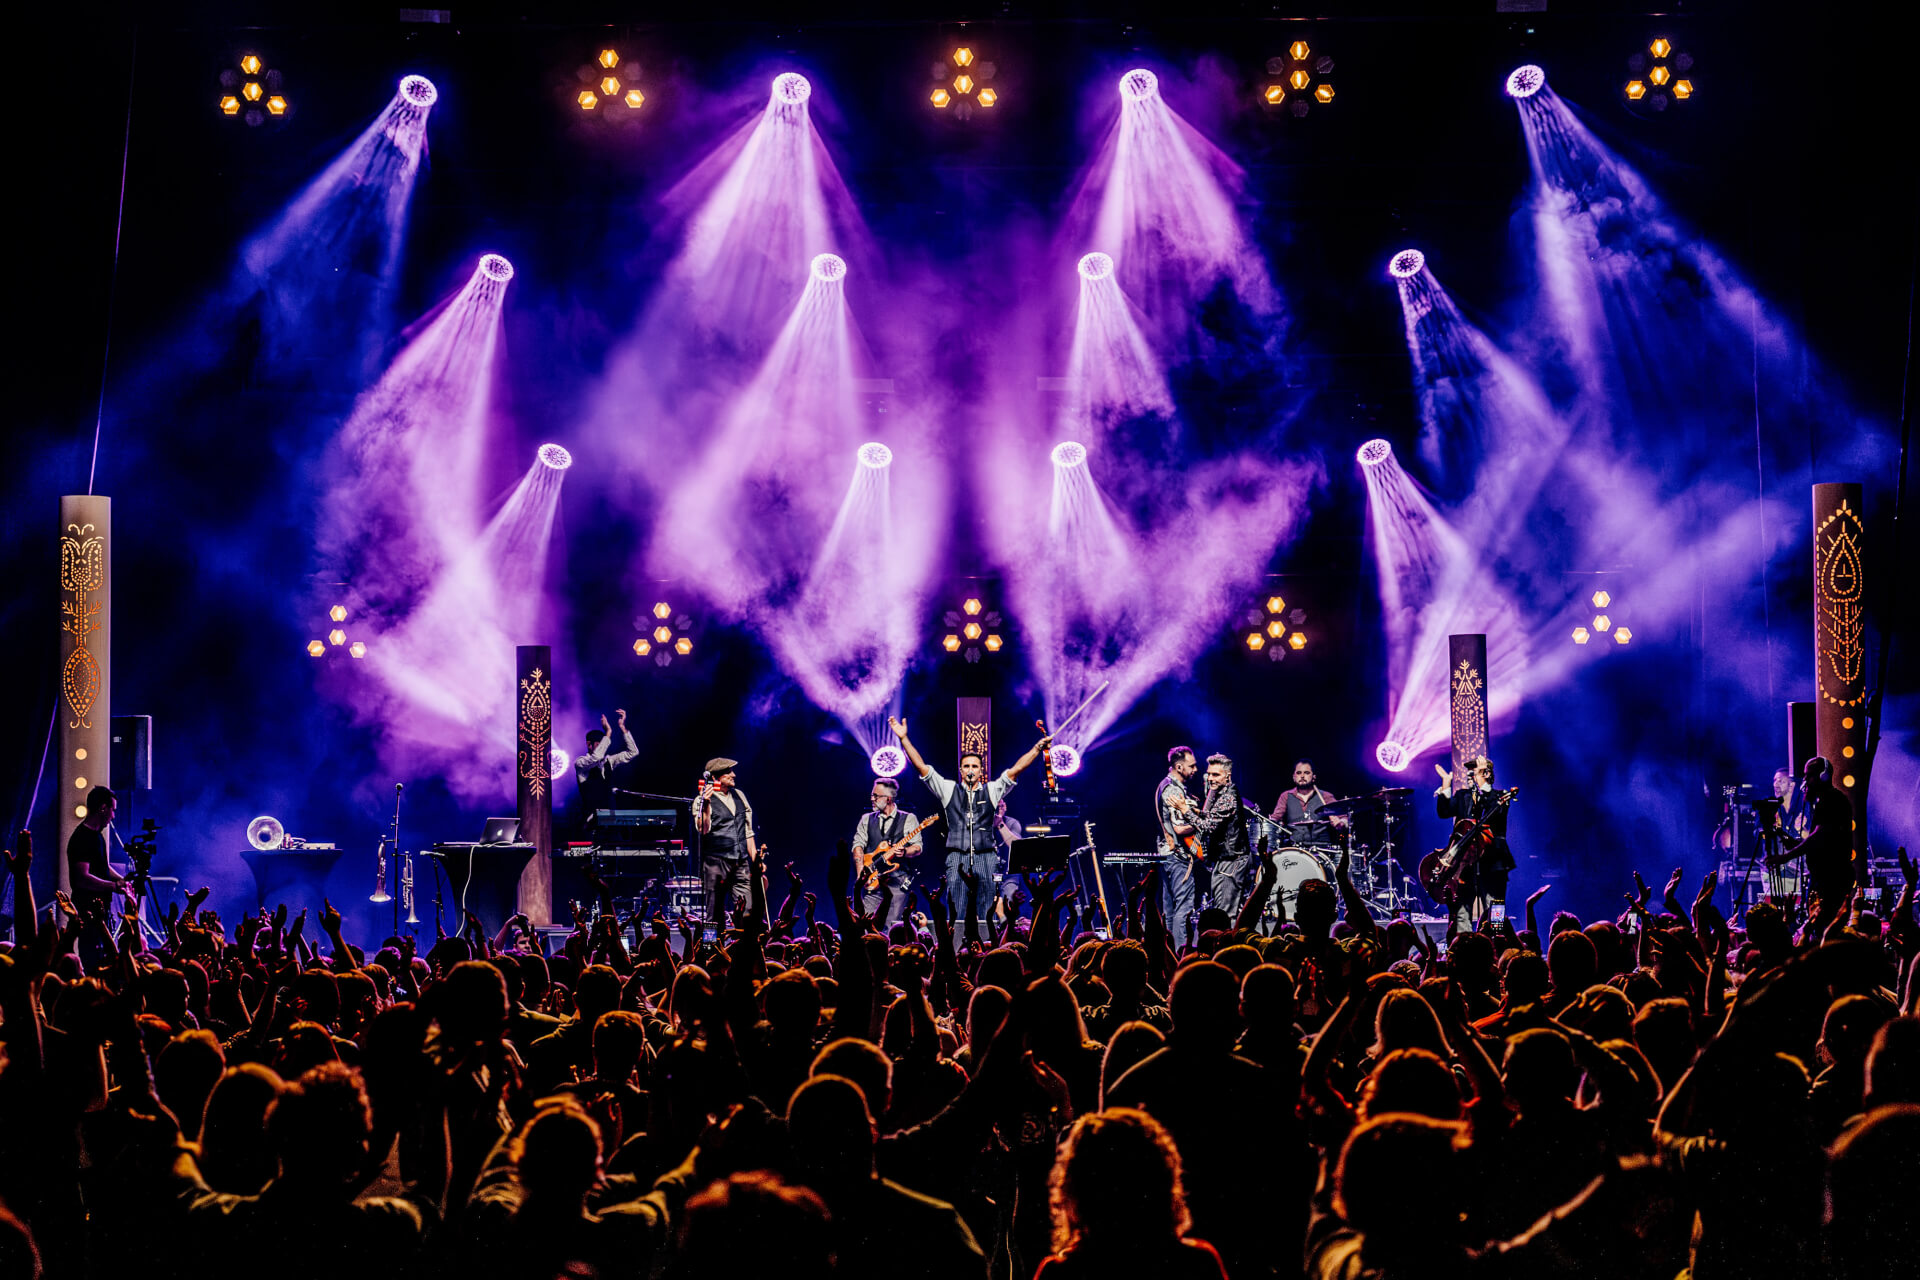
[370,836,393,904]
[402,849,419,925]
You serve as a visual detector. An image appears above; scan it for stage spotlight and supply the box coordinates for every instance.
[307,640,325,657]
[1264,86,1285,105]
[964,622,982,640]
[1267,620,1285,639]
[675,636,693,655]
[1593,614,1611,632]
[537,442,573,470]
[1119,68,1159,102]
[1375,741,1409,772]
[977,88,997,107]
[1626,80,1647,100]
[1505,64,1546,98]
[651,625,670,644]
[327,629,345,647]
[1387,249,1425,279]
[1672,80,1692,99]
[1050,440,1088,468]
[479,253,515,282]
[243,81,263,102]
[871,745,908,778]
[963,598,982,616]
[1288,69,1310,91]
[1263,39,1336,115]
[1572,627,1591,644]
[598,48,620,70]
[601,75,621,96]
[1288,631,1307,650]
[931,88,951,107]
[267,96,287,115]
[1314,84,1335,103]
[984,634,1003,652]
[811,253,847,283]
[329,604,348,622]
[954,47,974,68]
[1247,632,1265,651]
[1650,37,1672,59]
[1290,40,1310,61]
[942,634,961,652]
[549,745,571,780]
[633,638,651,656]
[1077,251,1115,281]
[247,815,286,851]
[1050,744,1082,777]
[858,441,893,469]
[578,90,598,110]
[221,96,240,115]
[1613,627,1633,644]
[625,89,645,108]
[349,642,366,658]
[1357,438,1394,467]
[1591,590,1611,608]
[652,602,671,620]
[954,74,974,94]
[241,54,262,75]
[1649,66,1670,87]
[773,73,811,105]
[1267,595,1286,614]
[399,74,438,108]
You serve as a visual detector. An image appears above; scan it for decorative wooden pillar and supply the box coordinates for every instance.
[59,497,111,894]
[1448,634,1489,779]
[1812,483,1869,857]
[515,646,553,925]
[957,696,991,776]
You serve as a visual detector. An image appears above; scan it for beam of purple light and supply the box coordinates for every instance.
[349,447,568,798]
[1387,249,1425,280]
[1505,65,1546,98]
[870,745,907,778]
[994,438,1317,755]
[1066,252,1174,426]
[320,254,513,615]
[1068,66,1276,320]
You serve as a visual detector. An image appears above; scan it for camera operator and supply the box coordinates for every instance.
[68,784,136,917]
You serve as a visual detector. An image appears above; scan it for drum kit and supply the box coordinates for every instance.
[1248,787,1418,922]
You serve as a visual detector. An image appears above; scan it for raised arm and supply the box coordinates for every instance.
[606,709,639,766]
[1003,732,1052,781]
[889,717,933,779]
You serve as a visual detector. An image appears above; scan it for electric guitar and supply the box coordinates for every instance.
[1166,784,1206,862]
[1084,819,1114,933]
[860,814,942,892]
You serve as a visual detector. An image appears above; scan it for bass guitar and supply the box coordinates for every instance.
[1084,819,1114,934]
[860,814,942,892]
[1418,787,1518,906]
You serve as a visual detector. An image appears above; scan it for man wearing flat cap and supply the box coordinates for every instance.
[695,757,759,922]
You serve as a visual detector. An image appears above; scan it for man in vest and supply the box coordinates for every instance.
[694,757,760,924]
[853,777,925,929]
[888,715,1052,936]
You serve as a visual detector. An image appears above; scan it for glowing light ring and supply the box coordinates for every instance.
[549,745,572,781]
[1387,249,1426,280]
[773,73,812,104]
[1119,68,1159,101]
[1050,440,1088,468]
[1374,740,1410,772]
[399,75,438,107]
[1505,65,1546,99]
[538,443,573,471]
[870,745,907,778]
[1357,438,1393,468]
[246,815,285,851]
[857,442,893,470]
[479,253,515,282]
[1049,744,1082,777]
[1077,251,1114,281]
[811,252,847,283]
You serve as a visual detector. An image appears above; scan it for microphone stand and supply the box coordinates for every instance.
[392,785,405,936]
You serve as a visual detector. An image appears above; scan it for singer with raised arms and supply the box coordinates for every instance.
[888,715,1051,935]
[694,756,759,922]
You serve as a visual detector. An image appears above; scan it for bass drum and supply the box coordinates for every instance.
[1268,846,1328,912]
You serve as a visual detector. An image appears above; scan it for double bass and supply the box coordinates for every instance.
[1418,786,1519,907]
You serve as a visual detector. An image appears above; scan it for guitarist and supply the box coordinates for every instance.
[1433,754,1514,930]
[853,777,925,927]
[1155,746,1204,946]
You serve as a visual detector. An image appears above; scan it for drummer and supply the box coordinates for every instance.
[1271,760,1346,850]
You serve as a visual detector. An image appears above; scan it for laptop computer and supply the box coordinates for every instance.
[480,817,522,845]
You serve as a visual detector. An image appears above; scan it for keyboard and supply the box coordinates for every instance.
[1101,851,1168,865]
[587,809,677,835]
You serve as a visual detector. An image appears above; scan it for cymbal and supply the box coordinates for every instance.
[1316,795,1368,815]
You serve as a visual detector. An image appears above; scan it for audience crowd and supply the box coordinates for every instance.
[3,831,1918,1280]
